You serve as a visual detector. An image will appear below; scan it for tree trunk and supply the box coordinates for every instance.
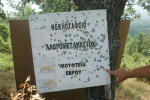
[73,0,128,100]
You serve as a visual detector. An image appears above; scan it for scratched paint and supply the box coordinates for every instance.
[29,9,110,93]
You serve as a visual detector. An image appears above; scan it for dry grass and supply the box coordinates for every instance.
[115,78,150,100]
[0,69,16,99]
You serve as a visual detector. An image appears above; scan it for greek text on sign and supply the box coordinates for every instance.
[29,9,110,93]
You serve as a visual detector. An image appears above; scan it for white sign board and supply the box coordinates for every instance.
[29,9,110,93]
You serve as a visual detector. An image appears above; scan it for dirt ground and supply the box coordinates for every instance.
[0,69,16,100]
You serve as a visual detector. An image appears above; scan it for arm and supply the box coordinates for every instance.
[106,65,150,83]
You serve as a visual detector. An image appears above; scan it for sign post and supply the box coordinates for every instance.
[28,9,110,94]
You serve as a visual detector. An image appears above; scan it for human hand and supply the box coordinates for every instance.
[106,68,128,83]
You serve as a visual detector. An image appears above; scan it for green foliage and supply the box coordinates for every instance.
[38,0,78,13]
[122,0,141,20]
[125,35,137,55]
[23,0,149,20]
[0,23,12,70]
[125,32,150,56]
[121,53,148,70]
[27,0,148,21]
[0,23,11,54]
[0,23,10,41]
[121,32,150,82]
[0,37,11,54]
[0,53,13,71]
[132,52,144,62]
[9,1,36,19]
[27,0,78,13]
[138,0,150,12]
[0,1,6,20]
[121,0,150,20]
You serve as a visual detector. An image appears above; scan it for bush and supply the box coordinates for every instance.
[0,36,12,54]
[0,23,12,54]
[132,52,143,62]
[121,53,150,69]
[0,23,10,42]
[0,53,13,70]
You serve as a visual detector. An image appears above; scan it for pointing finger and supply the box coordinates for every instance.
[106,69,116,76]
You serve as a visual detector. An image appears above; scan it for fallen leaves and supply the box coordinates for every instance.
[10,75,45,100]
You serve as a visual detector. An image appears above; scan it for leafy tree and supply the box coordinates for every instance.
[0,23,11,54]
[125,32,150,56]
[122,0,141,20]
[8,0,36,19]
[27,0,149,20]
[140,33,150,56]
[0,23,10,41]
[138,0,150,12]
[0,37,11,54]
[137,32,144,53]
[0,0,6,20]
[39,0,78,13]
[25,0,78,13]
[125,34,138,55]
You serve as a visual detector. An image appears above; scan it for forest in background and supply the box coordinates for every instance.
[0,0,150,99]
[129,19,150,36]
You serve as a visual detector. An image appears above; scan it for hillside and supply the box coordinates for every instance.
[129,18,150,36]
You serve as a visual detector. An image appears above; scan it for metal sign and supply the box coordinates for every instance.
[28,9,110,93]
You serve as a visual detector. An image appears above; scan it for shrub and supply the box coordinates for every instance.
[0,23,12,54]
[0,23,10,42]
[132,52,143,62]
[0,53,13,70]
[0,36,12,54]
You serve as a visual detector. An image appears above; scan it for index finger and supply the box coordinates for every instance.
[106,69,116,76]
